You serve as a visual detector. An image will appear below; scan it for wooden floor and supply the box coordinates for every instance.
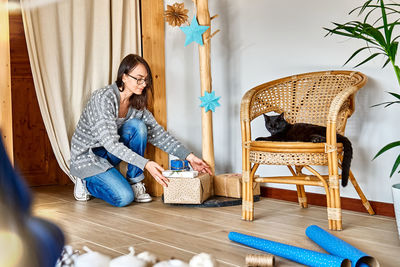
[32,186,400,266]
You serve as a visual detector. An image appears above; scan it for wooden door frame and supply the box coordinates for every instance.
[141,0,167,196]
[0,0,13,162]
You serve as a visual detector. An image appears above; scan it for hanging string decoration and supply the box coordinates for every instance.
[199,91,221,112]
[180,16,209,46]
[164,2,189,27]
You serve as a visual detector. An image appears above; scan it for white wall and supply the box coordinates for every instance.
[164,0,400,203]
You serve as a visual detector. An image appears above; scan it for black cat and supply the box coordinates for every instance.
[256,113,352,187]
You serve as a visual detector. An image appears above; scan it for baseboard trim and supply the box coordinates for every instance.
[260,186,395,217]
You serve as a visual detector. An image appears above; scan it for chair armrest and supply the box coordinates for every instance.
[327,85,359,124]
[326,85,359,146]
[240,87,259,123]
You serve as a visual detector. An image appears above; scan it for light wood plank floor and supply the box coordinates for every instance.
[32,186,400,266]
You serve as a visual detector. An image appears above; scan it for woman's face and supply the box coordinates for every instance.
[122,63,148,95]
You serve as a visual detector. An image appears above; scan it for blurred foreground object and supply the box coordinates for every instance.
[0,132,64,267]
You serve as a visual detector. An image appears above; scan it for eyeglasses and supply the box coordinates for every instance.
[126,73,149,85]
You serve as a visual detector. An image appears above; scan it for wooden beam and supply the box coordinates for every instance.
[141,0,167,196]
[0,0,13,163]
[196,0,215,175]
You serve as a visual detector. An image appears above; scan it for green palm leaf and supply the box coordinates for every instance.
[388,91,400,99]
[382,58,391,68]
[373,141,400,159]
[370,100,400,107]
[371,91,400,107]
[344,46,372,66]
[350,0,373,16]
[390,154,400,177]
[395,65,400,78]
[388,42,399,59]
[354,52,384,68]
[364,25,387,46]
[380,0,390,42]
[384,101,400,107]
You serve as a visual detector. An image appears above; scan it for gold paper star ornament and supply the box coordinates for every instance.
[164,3,189,27]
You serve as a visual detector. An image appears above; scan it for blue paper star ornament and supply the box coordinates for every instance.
[199,91,221,112]
[180,16,209,46]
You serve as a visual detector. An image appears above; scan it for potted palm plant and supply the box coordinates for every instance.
[324,0,400,238]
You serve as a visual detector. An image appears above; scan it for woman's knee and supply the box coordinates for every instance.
[85,168,134,207]
[111,187,134,207]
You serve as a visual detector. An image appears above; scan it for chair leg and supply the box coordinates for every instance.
[241,171,251,221]
[303,165,340,230]
[337,157,375,216]
[348,169,375,215]
[288,166,308,208]
[326,187,334,230]
[300,185,308,208]
[331,186,342,230]
[242,163,259,221]
[294,166,308,208]
[295,185,308,208]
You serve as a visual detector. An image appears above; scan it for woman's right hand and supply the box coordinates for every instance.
[144,161,170,187]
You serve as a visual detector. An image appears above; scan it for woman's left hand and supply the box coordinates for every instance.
[186,153,213,175]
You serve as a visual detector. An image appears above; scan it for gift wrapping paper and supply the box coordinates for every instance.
[305,225,379,267]
[228,232,350,267]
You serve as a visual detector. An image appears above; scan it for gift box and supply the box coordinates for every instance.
[162,170,198,178]
[214,173,260,198]
[170,159,190,171]
[163,173,211,204]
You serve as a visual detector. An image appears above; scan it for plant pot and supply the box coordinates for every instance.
[392,183,400,239]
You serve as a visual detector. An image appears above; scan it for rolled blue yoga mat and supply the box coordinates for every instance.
[228,232,350,267]
[306,225,379,267]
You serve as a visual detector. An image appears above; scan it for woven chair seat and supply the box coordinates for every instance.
[249,141,343,165]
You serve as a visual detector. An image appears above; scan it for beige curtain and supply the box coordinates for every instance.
[20,0,141,182]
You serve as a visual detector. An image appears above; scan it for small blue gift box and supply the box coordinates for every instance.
[170,159,190,171]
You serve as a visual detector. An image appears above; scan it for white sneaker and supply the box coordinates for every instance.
[74,177,90,201]
[131,182,152,203]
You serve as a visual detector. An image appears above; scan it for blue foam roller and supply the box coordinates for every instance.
[306,225,379,267]
[228,232,350,267]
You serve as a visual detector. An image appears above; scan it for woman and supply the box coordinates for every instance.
[70,54,212,207]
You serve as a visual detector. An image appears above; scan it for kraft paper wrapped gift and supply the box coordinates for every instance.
[163,173,211,204]
[214,173,260,198]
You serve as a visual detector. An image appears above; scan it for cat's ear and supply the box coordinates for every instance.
[263,113,269,121]
[278,113,284,120]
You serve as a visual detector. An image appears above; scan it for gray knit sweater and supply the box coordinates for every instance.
[70,83,191,178]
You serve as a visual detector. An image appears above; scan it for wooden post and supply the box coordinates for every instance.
[0,0,13,163]
[141,0,167,196]
[196,0,215,175]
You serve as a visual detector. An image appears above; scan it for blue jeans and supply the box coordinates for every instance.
[84,119,147,207]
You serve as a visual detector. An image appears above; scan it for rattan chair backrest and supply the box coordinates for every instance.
[243,71,366,134]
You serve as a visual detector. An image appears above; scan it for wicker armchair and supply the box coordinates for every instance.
[240,70,375,230]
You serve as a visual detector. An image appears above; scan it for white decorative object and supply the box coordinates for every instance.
[189,253,218,267]
[74,246,110,267]
[162,170,198,178]
[153,259,190,267]
[392,183,400,239]
[137,251,158,265]
[109,247,147,267]
[57,246,218,267]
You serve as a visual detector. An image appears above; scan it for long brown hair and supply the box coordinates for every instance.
[115,54,153,110]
